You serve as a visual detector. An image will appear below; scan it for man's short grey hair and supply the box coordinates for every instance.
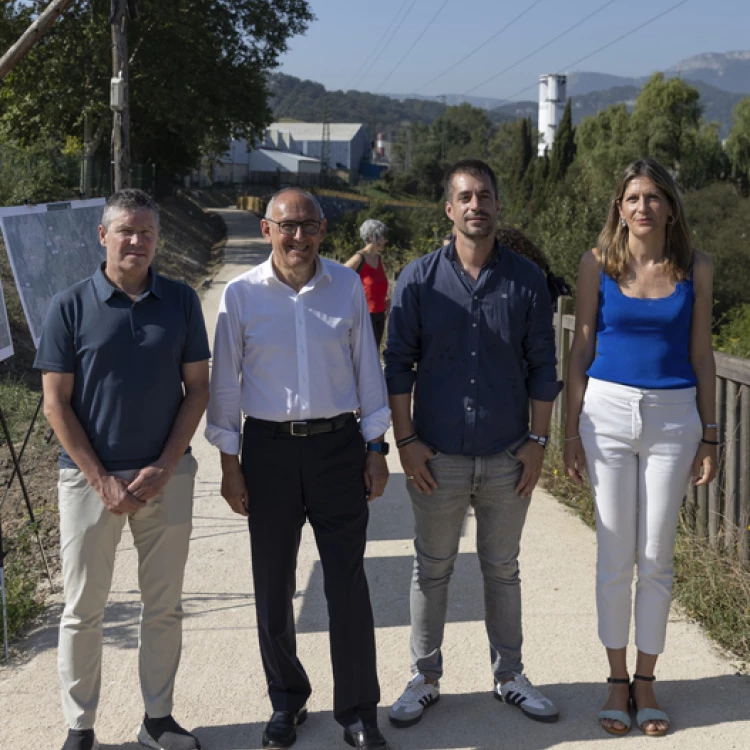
[265,188,325,220]
[101,189,160,231]
[359,219,388,244]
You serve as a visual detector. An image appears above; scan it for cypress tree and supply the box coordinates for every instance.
[548,99,576,185]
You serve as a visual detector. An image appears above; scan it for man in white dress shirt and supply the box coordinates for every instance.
[206,188,391,750]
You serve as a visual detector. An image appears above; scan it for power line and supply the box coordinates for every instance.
[464,0,619,96]
[411,0,547,96]
[349,0,418,92]
[343,0,412,91]
[493,0,692,103]
[374,0,451,93]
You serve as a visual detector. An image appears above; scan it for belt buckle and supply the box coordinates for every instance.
[290,421,309,437]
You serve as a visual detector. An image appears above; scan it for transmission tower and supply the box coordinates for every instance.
[321,97,331,179]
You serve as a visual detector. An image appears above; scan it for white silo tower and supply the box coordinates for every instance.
[538,74,567,156]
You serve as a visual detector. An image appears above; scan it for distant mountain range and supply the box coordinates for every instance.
[271,51,750,138]
[386,51,750,106]
[491,80,744,138]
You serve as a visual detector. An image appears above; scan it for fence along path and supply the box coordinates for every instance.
[553,300,750,563]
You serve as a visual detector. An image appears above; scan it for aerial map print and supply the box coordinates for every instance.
[0,199,106,348]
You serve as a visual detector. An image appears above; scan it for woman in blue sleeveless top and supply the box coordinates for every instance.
[564,159,717,737]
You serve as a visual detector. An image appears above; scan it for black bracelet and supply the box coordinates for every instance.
[396,433,418,448]
[701,438,720,445]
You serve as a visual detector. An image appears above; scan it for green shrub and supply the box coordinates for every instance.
[713,303,750,358]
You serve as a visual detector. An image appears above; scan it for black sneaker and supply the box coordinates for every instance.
[62,729,99,750]
[137,714,201,750]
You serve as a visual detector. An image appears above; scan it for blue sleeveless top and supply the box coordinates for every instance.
[586,270,697,389]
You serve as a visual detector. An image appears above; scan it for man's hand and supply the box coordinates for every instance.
[221,462,249,517]
[127,461,175,503]
[96,475,146,516]
[399,440,439,495]
[514,440,545,498]
[364,452,389,502]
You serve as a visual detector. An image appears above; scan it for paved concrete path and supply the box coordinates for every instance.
[1,208,749,750]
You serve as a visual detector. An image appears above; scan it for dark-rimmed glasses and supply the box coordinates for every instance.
[266,218,322,236]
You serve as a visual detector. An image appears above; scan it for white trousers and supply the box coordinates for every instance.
[580,378,701,655]
[57,453,197,730]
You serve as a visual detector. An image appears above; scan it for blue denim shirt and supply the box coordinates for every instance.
[384,241,561,456]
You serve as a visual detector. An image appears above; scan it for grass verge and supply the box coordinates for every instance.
[541,433,750,664]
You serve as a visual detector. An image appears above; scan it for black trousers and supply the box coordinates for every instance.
[370,312,386,349]
[242,415,380,730]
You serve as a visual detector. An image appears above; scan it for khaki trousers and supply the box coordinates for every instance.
[57,453,197,730]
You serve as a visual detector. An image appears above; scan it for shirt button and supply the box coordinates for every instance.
[471,351,476,356]
[473,295,479,300]
[472,323,477,328]
[470,379,475,384]
[467,406,473,412]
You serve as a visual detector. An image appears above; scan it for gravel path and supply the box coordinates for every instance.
[1,208,748,750]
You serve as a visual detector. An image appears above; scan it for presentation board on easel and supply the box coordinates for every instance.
[0,198,106,348]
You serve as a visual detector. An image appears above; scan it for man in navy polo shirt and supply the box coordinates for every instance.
[35,189,210,750]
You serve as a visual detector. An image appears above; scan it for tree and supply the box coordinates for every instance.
[679,122,729,190]
[629,73,702,169]
[726,97,750,194]
[547,99,576,185]
[0,1,314,178]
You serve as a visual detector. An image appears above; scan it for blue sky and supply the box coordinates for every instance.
[278,0,749,101]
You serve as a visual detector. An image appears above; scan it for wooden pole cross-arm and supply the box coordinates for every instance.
[0,0,77,82]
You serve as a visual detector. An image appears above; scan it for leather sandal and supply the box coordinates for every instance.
[598,677,632,736]
[631,674,670,737]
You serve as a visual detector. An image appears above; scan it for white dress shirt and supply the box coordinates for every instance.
[205,255,391,454]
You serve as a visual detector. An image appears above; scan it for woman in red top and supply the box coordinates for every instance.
[345,219,390,347]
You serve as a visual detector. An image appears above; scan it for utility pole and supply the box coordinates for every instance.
[110,1,138,190]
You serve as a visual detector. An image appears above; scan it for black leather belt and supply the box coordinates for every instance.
[247,412,353,437]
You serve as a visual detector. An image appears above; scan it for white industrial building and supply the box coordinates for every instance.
[190,122,371,186]
[538,74,568,156]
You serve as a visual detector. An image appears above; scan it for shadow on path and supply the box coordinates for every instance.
[180,674,750,749]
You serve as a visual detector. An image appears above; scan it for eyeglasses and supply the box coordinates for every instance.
[265,218,322,236]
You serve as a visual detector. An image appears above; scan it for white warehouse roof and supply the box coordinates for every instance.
[268,122,365,142]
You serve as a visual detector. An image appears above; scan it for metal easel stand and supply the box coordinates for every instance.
[0,403,54,591]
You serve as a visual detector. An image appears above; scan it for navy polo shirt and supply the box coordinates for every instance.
[34,265,210,470]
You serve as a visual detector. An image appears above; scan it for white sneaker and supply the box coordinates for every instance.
[389,674,440,727]
[495,673,559,722]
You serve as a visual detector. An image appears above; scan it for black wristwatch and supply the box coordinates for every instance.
[528,433,549,449]
[366,440,390,456]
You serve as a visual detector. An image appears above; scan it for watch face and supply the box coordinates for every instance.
[368,441,390,456]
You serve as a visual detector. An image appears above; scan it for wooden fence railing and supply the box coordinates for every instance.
[553,299,750,563]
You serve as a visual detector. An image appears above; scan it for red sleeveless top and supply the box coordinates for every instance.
[358,254,388,314]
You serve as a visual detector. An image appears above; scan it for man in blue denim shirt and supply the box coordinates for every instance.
[384,160,562,729]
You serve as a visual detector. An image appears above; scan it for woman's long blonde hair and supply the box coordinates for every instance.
[598,158,693,281]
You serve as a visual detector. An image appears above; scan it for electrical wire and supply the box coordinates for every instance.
[343,0,412,90]
[349,0,418,91]
[489,0,692,102]
[411,0,547,96]
[463,0,619,96]
[374,0,451,93]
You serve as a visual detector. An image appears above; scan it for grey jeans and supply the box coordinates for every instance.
[406,443,530,682]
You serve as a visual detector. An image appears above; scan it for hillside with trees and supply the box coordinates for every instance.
[268,72,517,135]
